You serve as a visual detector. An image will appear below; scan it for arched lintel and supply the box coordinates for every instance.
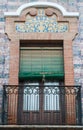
[4,2,79,17]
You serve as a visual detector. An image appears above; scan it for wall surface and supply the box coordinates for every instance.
[0,0,83,124]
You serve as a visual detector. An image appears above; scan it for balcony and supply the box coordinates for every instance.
[1,85,82,127]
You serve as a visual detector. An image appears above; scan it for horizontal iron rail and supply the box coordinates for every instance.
[3,85,81,95]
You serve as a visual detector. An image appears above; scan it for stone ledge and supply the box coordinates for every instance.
[0,125,83,128]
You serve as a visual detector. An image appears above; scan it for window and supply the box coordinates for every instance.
[23,82,60,111]
[19,46,64,80]
[44,82,60,110]
[23,83,39,111]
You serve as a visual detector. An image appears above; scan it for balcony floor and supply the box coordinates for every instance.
[0,125,83,130]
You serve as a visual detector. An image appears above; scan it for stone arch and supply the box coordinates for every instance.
[4,1,79,17]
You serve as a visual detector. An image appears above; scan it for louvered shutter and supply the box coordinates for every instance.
[19,47,64,80]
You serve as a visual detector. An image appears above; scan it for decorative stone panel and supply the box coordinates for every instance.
[15,8,68,33]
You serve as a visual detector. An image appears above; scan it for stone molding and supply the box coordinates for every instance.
[4,2,79,17]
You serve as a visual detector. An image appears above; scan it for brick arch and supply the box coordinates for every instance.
[4,6,79,85]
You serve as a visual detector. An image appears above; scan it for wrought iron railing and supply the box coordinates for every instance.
[1,85,82,125]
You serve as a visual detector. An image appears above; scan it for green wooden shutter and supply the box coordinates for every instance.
[19,47,64,80]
